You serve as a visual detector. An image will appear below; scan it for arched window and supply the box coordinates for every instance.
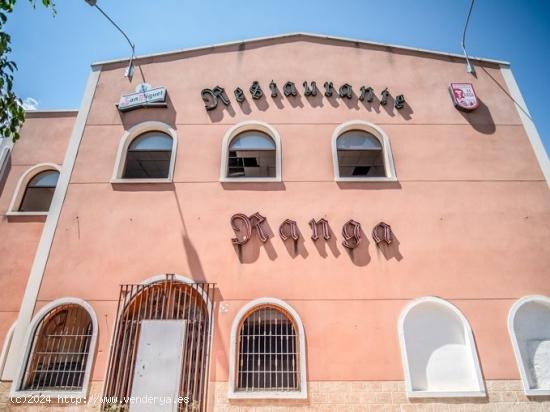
[7,163,61,215]
[19,170,59,212]
[508,295,550,395]
[112,121,177,182]
[123,131,173,179]
[337,130,384,177]
[220,121,282,182]
[228,131,276,178]
[332,121,397,181]
[398,297,485,397]
[228,298,307,399]
[15,299,97,396]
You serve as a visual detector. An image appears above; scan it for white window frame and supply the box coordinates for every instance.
[10,297,98,400]
[111,121,177,184]
[220,121,282,183]
[6,163,62,217]
[398,296,486,398]
[508,295,550,396]
[228,297,307,399]
[332,120,397,182]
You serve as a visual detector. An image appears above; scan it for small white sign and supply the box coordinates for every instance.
[118,87,167,112]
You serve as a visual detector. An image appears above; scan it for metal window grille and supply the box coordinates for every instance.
[236,305,299,392]
[20,304,93,391]
[103,275,215,412]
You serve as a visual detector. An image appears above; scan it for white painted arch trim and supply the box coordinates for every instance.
[228,297,307,399]
[398,296,486,398]
[219,120,282,183]
[332,120,397,182]
[10,297,99,399]
[6,163,62,216]
[508,295,550,396]
[111,120,178,183]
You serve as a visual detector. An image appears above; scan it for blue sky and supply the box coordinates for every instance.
[6,0,550,153]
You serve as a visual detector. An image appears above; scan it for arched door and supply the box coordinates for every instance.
[103,275,215,411]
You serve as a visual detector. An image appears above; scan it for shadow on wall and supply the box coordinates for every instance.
[343,225,371,267]
[376,233,403,261]
[311,222,340,259]
[458,99,496,135]
[234,218,278,264]
[221,182,286,192]
[281,224,309,259]
[118,94,177,131]
[336,181,402,191]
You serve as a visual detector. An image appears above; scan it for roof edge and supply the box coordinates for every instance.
[91,32,511,68]
[25,109,79,117]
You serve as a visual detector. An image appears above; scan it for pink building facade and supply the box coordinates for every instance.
[0,34,549,411]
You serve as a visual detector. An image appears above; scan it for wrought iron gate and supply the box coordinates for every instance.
[103,275,215,411]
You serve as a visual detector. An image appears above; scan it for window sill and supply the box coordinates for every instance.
[5,211,48,222]
[220,177,282,183]
[406,389,486,398]
[5,211,49,217]
[228,390,307,400]
[523,388,550,396]
[335,176,398,182]
[110,178,173,184]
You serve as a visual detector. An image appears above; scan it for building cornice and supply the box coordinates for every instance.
[91,32,510,69]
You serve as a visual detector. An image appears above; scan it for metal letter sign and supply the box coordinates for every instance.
[372,222,393,246]
[234,87,245,103]
[394,94,406,109]
[449,83,479,111]
[200,81,408,110]
[339,83,352,99]
[323,81,334,97]
[359,86,374,102]
[279,219,299,241]
[380,88,389,105]
[303,81,318,97]
[231,212,270,245]
[342,219,362,249]
[309,218,330,241]
[250,212,270,242]
[118,86,167,112]
[201,86,229,111]
[283,81,297,97]
[249,81,263,99]
[269,80,278,97]
[230,214,252,245]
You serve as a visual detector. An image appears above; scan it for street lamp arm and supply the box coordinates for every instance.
[94,4,135,56]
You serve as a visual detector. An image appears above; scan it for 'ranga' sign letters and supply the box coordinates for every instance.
[230,213,394,250]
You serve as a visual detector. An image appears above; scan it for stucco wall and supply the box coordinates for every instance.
[0,112,75,357]
[2,36,549,406]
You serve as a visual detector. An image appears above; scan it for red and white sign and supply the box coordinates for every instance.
[449,83,479,111]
